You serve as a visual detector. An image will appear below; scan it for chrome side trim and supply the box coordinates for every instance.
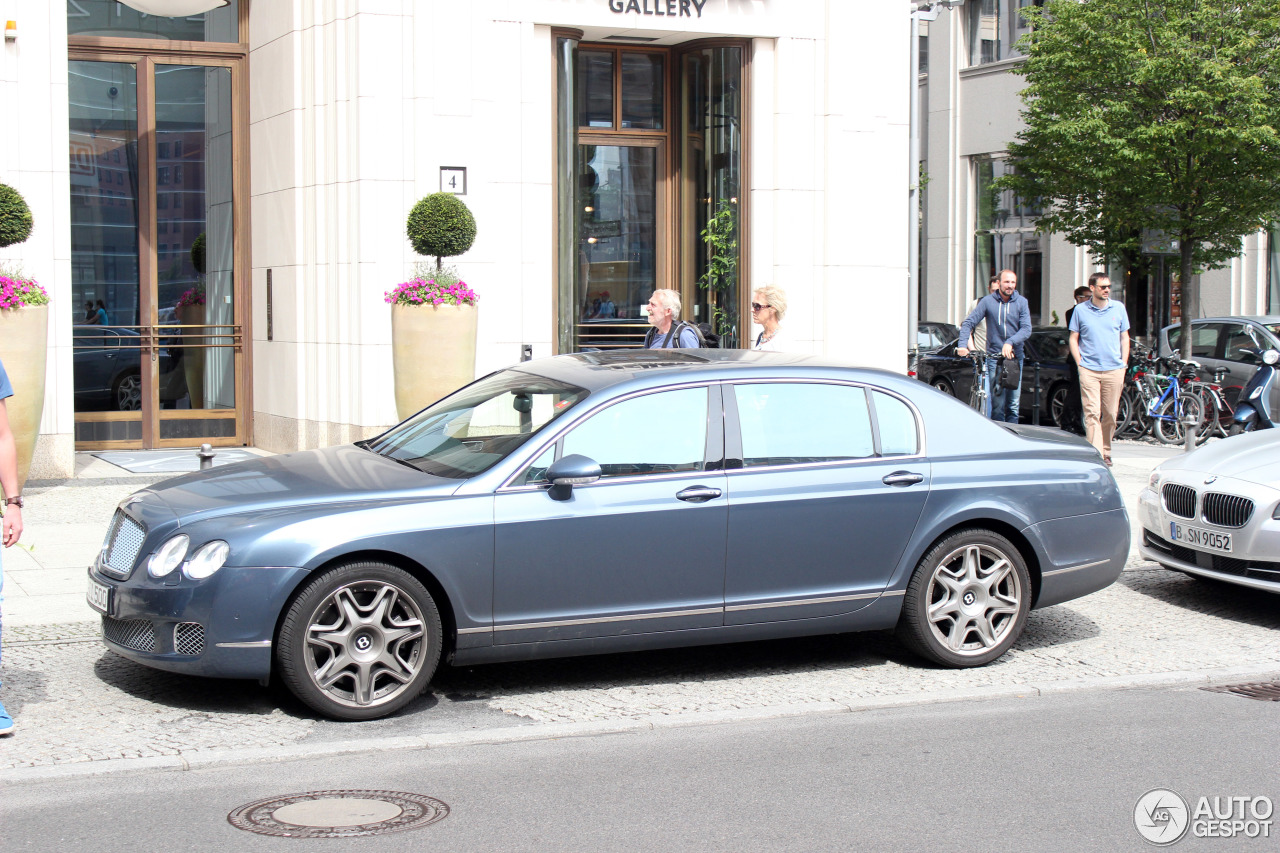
[725,592,880,612]
[214,640,272,649]
[494,606,723,633]
[880,589,905,598]
[1043,559,1108,577]
[456,626,492,635]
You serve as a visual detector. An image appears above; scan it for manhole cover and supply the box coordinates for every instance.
[1202,681,1280,701]
[228,790,449,838]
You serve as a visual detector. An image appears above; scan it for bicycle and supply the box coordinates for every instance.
[1146,359,1206,445]
[966,352,989,416]
[1184,367,1240,443]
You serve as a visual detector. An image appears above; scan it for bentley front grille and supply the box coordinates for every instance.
[101,510,146,578]
[102,616,157,653]
[174,622,206,656]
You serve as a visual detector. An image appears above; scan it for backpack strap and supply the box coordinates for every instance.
[644,326,657,348]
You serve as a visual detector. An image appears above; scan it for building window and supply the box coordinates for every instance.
[973,156,1044,322]
[918,17,930,75]
[68,0,239,43]
[969,0,1041,66]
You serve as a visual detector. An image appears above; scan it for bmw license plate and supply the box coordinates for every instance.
[1170,522,1232,553]
[87,576,112,614]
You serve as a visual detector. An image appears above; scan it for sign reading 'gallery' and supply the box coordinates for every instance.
[608,0,709,18]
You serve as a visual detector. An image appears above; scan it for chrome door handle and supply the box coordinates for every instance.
[676,486,723,503]
[882,471,924,487]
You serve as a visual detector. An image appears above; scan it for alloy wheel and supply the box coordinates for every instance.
[924,542,1023,656]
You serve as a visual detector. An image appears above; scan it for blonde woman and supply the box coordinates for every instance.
[751,285,790,351]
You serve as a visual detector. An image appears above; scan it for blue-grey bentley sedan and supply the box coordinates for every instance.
[88,351,1129,720]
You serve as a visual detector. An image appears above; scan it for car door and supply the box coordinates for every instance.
[1219,322,1264,389]
[492,384,728,644]
[722,382,930,626]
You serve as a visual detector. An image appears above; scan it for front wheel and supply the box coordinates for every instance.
[277,561,443,721]
[896,528,1031,667]
[930,377,955,397]
[1228,420,1251,437]
[1048,383,1071,430]
[1153,395,1205,445]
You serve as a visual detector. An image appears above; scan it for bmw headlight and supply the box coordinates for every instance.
[1148,471,1162,490]
[184,540,230,580]
[148,534,189,578]
[1272,502,1280,521]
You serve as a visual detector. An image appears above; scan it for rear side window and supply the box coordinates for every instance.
[1168,323,1222,358]
[872,391,919,456]
[733,383,874,467]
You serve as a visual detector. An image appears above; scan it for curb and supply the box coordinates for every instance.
[5,663,1279,785]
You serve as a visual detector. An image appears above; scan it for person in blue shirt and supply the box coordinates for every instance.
[643,289,701,348]
[1069,272,1131,466]
[957,269,1032,422]
[94,300,109,326]
[0,355,23,737]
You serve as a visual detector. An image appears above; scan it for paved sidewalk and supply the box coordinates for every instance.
[3,440,1278,778]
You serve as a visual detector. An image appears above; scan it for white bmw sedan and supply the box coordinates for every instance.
[1139,430,1280,592]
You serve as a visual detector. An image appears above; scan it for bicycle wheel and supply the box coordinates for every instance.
[1153,394,1205,445]
[967,370,987,415]
[1116,386,1144,438]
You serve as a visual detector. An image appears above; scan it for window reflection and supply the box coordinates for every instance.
[577,51,614,128]
[68,0,239,43]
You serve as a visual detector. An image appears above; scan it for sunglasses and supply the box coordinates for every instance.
[751,302,769,312]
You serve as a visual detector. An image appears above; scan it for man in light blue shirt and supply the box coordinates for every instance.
[1069,272,1131,465]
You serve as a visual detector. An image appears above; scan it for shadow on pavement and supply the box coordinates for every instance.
[1014,605,1101,651]
[1121,567,1280,630]
[92,650,286,717]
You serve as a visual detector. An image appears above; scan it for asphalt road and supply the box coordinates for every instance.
[4,684,1277,852]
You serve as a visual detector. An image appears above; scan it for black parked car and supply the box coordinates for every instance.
[914,327,1074,428]
[73,326,188,411]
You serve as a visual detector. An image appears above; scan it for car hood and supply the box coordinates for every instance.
[134,444,462,525]
[1157,430,1280,487]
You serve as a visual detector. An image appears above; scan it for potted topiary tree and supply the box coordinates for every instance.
[0,182,47,494]
[387,193,479,420]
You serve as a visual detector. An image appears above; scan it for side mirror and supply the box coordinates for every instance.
[545,453,601,500]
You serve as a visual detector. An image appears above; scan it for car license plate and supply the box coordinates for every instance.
[1170,522,1232,553]
[87,576,112,614]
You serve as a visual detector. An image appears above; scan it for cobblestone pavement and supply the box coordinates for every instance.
[2,442,1278,774]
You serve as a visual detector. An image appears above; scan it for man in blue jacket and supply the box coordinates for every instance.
[957,269,1032,422]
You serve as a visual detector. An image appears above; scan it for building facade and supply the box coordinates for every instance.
[1,0,912,478]
[918,1,1280,340]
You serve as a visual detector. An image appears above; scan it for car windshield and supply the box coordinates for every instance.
[361,370,589,478]
[1264,324,1280,341]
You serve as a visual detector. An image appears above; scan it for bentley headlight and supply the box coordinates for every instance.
[148,534,189,578]
[184,540,230,580]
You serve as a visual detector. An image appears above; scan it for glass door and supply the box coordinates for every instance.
[69,58,244,448]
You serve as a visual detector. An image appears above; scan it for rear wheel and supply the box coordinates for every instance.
[930,377,955,397]
[277,561,442,721]
[113,371,142,411]
[1115,386,1141,438]
[896,528,1031,667]
[1228,420,1250,437]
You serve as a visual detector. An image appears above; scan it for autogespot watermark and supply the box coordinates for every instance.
[1134,789,1274,845]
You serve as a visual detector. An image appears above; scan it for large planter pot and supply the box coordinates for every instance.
[176,302,205,409]
[0,304,48,494]
[391,302,478,421]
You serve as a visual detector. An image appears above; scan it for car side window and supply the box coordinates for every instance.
[559,387,709,479]
[1169,324,1221,358]
[872,391,918,456]
[516,445,557,486]
[1223,325,1261,363]
[734,383,874,467]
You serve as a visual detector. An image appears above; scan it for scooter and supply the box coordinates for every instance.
[1230,347,1279,434]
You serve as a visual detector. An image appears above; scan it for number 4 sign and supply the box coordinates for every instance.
[440,167,467,195]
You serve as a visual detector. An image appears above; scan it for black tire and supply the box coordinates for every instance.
[1048,383,1071,429]
[896,528,1031,667]
[1115,386,1142,438]
[1228,421,1249,437]
[930,377,955,397]
[1153,394,1204,445]
[113,371,142,411]
[277,561,443,721]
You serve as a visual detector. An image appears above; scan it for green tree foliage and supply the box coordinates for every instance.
[1000,0,1280,357]
[698,201,739,337]
[406,192,477,270]
[190,231,206,275]
[0,183,34,248]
